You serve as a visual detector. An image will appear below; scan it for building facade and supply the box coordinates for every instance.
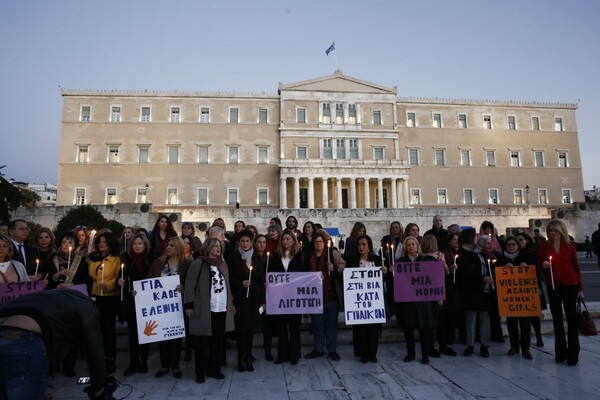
[57,71,584,212]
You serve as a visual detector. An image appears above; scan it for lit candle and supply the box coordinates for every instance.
[549,256,555,290]
[266,252,270,274]
[100,263,104,296]
[327,240,331,275]
[68,246,72,270]
[487,259,495,290]
[380,247,385,267]
[120,263,124,301]
[390,244,395,268]
[453,255,458,283]
[246,265,253,298]
[35,258,39,276]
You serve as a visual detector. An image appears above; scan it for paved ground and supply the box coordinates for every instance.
[48,303,600,400]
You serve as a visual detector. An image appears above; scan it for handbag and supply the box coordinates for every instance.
[577,298,597,336]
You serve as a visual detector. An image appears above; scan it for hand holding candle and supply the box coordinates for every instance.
[100,263,105,296]
[549,256,555,289]
[120,263,124,301]
[486,259,495,290]
[266,252,270,274]
[35,258,39,276]
[390,244,395,267]
[453,255,458,283]
[246,266,253,298]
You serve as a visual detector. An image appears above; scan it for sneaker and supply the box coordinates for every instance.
[464,346,474,357]
[304,349,324,359]
[440,347,457,357]
[480,346,490,358]
[429,349,441,358]
[328,352,341,361]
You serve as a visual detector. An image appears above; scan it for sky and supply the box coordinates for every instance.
[1,0,599,188]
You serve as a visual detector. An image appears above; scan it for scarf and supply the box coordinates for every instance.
[239,247,254,267]
[162,262,179,276]
[502,251,519,262]
[200,255,222,267]
[132,253,147,274]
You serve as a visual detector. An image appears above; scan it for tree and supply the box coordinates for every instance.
[54,205,125,242]
[0,166,23,223]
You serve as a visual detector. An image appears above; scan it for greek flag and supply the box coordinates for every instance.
[325,42,335,56]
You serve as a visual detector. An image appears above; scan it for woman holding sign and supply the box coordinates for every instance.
[539,219,583,366]
[148,236,190,379]
[229,229,265,372]
[304,231,346,361]
[397,236,436,364]
[347,234,384,363]
[496,236,535,359]
[118,233,153,376]
[184,237,234,383]
[270,229,307,365]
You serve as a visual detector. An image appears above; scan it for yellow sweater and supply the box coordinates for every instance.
[88,254,122,297]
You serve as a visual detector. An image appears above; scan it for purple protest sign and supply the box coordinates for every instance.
[393,261,445,302]
[266,272,323,315]
[0,280,45,305]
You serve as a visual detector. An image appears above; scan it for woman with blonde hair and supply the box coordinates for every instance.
[539,219,583,366]
[148,236,190,379]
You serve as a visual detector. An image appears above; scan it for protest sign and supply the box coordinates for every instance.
[495,265,542,317]
[343,267,386,325]
[0,280,44,304]
[266,272,322,315]
[133,275,185,344]
[393,261,445,302]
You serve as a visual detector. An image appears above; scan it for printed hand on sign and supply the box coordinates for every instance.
[144,320,158,336]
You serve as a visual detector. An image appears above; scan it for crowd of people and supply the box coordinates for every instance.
[0,213,585,393]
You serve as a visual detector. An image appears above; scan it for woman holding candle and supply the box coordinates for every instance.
[254,233,274,360]
[266,224,282,255]
[304,231,346,361]
[149,214,178,261]
[456,228,493,358]
[34,227,55,279]
[184,237,234,383]
[539,219,583,366]
[396,236,436,364]
[347,235,385,363]
[87,231,122,374]
[49,232,87,291]
[119,226,134,252]
[118,233,153,376]
[229,229,265,372]
[442,233,465,347]
[148,236,190,379]
[496,236,536,359]
[380,221,403,263]
[270,229,307,365]
[73,226,90,255]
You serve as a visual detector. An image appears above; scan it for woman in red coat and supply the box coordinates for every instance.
[539,219,584,366]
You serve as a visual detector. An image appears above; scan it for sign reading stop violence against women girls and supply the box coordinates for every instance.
[266,272,323,315]
[393,261,445,302]
[343,267,386,325]
[0,280,44,304]
[133,275,185,344]
[495,265,542,317]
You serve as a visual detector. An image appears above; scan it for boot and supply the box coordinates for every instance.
[245,354,254,372]
[237,352,246,372]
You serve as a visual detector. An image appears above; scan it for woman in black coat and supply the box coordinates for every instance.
[269,229,307,365]
[229,229,265,372]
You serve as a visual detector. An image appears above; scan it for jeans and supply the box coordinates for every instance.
[310,300,340,353]
[0,328,48,400]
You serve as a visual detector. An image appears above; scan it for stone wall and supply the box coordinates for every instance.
[15,203,593,244]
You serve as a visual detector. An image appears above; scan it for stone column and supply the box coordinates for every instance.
[396,179,403,208]
[322,178,329,209]
[280,177,287,209]
[377,178,384,209]
[350,178,357,209]
[308,177,315,209]
[293,177,300,209]
[363,178,370,208]
[336,178,343,209]
[391,178,398,209]
[402,179,409,207]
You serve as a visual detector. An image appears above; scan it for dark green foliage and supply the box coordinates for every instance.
[54,205,124,241]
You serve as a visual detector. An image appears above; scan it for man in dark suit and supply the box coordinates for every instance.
[8,219,38,275]
[424,215,450,251]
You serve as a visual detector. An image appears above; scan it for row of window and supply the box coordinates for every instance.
[74,186,573,207]
[74,187,265,207]
[410,188,572,206]
[418,148,569,168]
[76,142,570,168]
[80,105,269,124]
[406,112,564,131]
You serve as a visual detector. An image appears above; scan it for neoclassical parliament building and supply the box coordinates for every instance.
[57,71,584,214]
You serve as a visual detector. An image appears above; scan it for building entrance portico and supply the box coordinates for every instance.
[279,162,410,209]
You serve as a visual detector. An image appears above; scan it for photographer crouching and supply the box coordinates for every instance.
[0,288,115,400]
